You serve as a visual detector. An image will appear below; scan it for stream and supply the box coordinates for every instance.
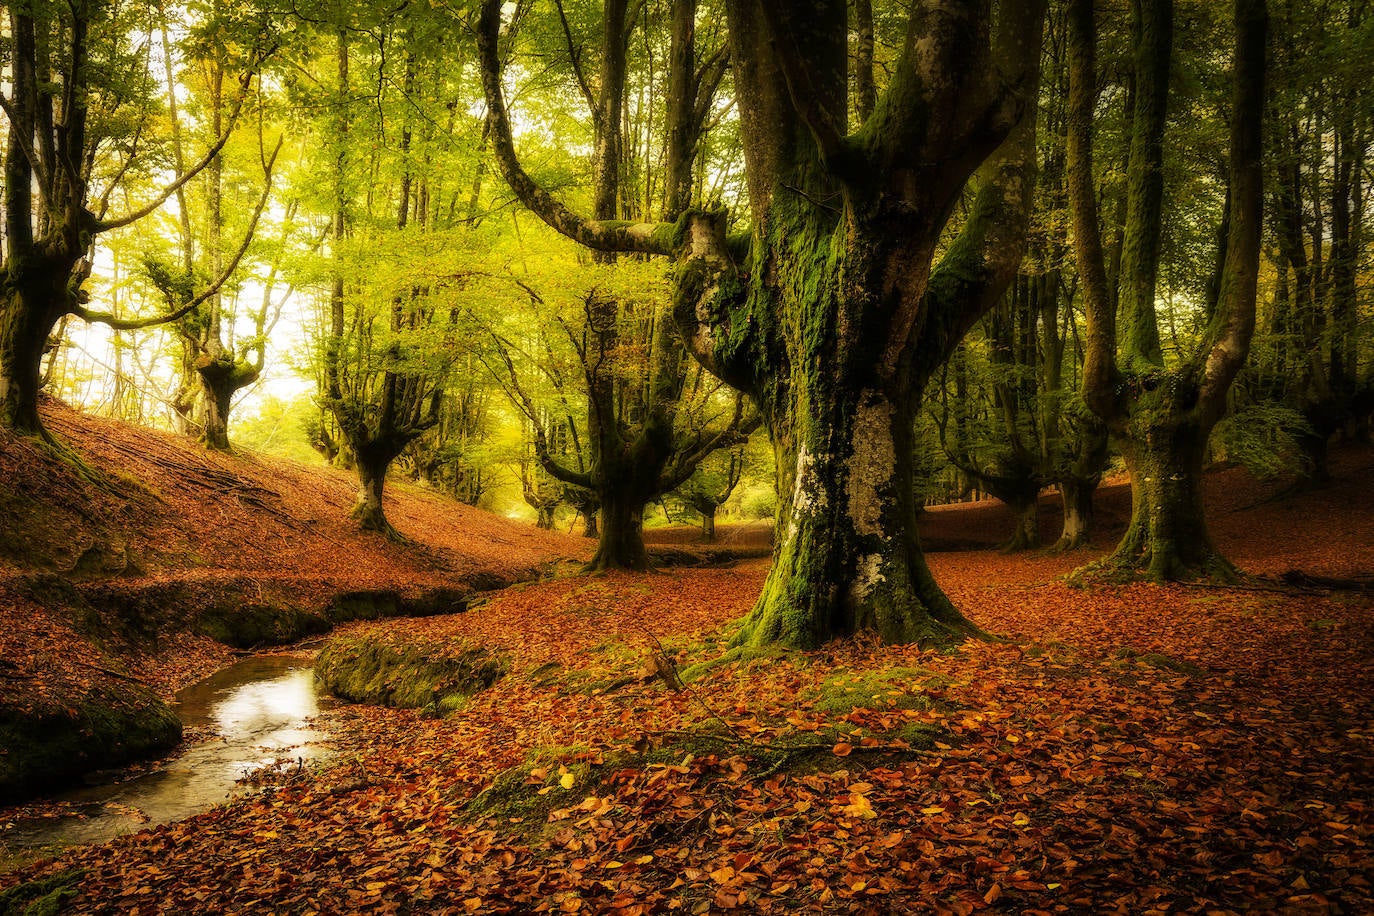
[2,655,338,855]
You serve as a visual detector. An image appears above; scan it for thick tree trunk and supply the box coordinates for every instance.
[1098,419,1235,581]
[736,385,978,649]
[583,509,599,539]
[1053,476,1096,551]
[536,506,556,530]
[351,455,393,534]
[587,489,649,572]
[0,291,52,436]
[200,379,233,452]
[1003,495,1040,552]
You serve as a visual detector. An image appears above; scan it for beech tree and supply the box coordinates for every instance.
[1068,0,1267,581]
[480,0,1046,645]
[0,0,271,441]
[481,0,744,572]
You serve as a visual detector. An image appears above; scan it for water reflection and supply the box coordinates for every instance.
[2,655,336,852]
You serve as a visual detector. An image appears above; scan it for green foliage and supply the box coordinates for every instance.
[1212,403,1312,480]
[232,395,329,464]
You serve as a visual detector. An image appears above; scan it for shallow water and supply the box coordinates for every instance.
[2,655,337,852]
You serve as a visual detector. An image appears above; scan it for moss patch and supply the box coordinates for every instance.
[678,645,788,684]
[1114,646,1203,676]
[0,685,182,802]
[315,635,509,710]
[0,868,85,915]
[810,666,947,715]
[193,603,331,649]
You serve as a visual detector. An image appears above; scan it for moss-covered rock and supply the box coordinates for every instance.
[0,684,182,802]
[315,635,508,709]
[193,603,331,649]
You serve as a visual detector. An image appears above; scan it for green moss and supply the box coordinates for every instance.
[810,666,944,715]
[463,745,598,833]
[324,589,402,621]
[678,645,788,684]
[315,635,508,709]
[0,685,182,802]
[193,603,330,649]
[1114,646,1203,676]
[0,868,85,915]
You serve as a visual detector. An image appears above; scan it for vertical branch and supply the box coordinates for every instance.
[1067,0,1119,418]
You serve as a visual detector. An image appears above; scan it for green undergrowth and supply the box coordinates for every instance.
[0,868,86,915]
[315,635,509,712]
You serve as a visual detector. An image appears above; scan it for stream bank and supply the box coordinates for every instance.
[1,655,336,866]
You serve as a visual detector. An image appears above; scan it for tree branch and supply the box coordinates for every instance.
[94,55,269,233]
[77,134,284,330]
[476,0,677,256]
[1197,0,1267,417]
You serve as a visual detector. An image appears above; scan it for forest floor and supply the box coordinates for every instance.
[1,404,1371,914]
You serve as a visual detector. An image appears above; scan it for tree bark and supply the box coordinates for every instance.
[700,507,716,542]
[351,454,392,534]
[0,283,58,436]
[1003,495,1041,553]
[1107,418,1235,580]
[588,488,650,572]
[1054,475,1096,552]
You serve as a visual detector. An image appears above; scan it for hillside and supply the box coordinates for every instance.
[0,400,586,798]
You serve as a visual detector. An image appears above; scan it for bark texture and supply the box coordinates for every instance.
[480,0,1046,646]
[1068,0,1267,582]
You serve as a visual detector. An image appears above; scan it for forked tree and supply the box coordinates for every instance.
[1,2,270,442]
[1068,0,1267,581]
[480,0,1046,647]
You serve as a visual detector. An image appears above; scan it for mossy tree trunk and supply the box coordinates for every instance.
[197,355,261,452]
[1068,0,1267,583]
[1107,411,1234,578]
[479,0,1045,646]
[0,278,65,437]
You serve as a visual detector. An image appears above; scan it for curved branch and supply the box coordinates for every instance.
[94,56,269,233]
[476,0,676,256]
[77,134,284,331]
[483,331,595,489]
[1198,0,1267,419]
[1066,0,1120,420]
[914,42,1043,384]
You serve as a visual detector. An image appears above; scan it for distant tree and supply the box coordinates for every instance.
[1068,0,1268,581]
[0,0,272,441]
